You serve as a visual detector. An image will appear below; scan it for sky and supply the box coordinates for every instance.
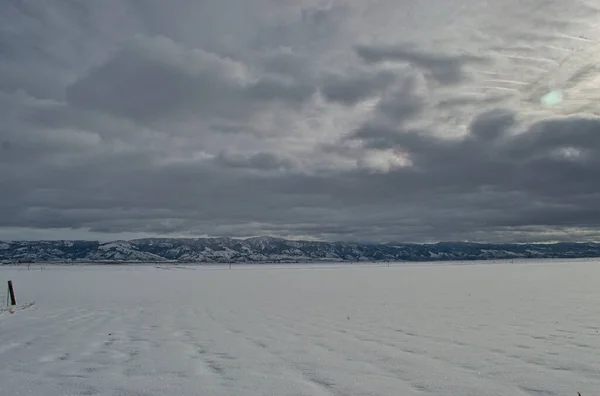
[1,0,600,243]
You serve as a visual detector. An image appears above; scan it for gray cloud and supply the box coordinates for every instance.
[66,36,243,122]
[321,70,396,105]
[2,0,600,243]
[375,76,427,123]
[436,95,507,109]
[65,35,316,125]
[215,150,294,171]
[245,76,315,105]
[355,43,485,84]
[468,109,517,141]
[345,112,600,202]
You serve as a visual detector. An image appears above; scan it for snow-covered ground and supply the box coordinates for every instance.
[1,260,599,396]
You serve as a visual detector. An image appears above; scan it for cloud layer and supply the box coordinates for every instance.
[1,0,600,242]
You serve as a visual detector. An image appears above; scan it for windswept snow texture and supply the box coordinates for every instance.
[1,260,600,395]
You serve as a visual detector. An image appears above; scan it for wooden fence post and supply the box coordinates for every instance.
[7,280,16,306]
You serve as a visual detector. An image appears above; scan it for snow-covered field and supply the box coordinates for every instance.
[1,260,599,396]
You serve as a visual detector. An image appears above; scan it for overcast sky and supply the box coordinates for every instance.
[1,0,600,243]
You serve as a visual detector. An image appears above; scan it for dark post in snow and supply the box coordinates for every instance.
[7,280,16,306]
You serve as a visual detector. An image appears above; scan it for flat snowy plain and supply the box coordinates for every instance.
[1,260,599,396]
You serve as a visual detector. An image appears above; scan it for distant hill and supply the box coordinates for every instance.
[2,237,600,264]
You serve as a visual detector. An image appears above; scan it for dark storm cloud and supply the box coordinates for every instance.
[209,122,264,136]
[320,70,396,105]
[260,49,313,81]
[344,112,600,208]
[469,109,517,141]
[245,76,315,105]
[436,95,508,109]
[355,43,485,84]
[3,110,600,242]
[375,76,426,123]
[215,150,294,171]
[66,35,316,125]
[2,0,600,243]
[65,36,241,122]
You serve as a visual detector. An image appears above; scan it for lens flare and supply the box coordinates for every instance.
[540,90,564,106]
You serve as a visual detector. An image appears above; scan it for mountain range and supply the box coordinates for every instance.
[2,237,600,264]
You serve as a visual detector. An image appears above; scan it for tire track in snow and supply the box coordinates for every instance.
[248,308,543,396]
[168,308,239,395]
[202,304,423,395]
[244,309,447,395]
[278,302,600,393]
[193,306,343,396]
[0,307,119,396]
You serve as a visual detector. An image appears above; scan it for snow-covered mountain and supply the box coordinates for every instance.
[2,237,600,264]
